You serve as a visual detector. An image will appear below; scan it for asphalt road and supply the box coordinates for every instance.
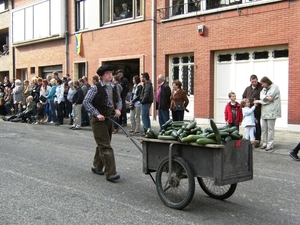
[0,120,299,225]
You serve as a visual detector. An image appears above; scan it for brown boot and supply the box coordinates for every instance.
[254,140,260,148]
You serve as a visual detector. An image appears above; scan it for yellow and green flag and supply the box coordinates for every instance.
[75,33,82,55]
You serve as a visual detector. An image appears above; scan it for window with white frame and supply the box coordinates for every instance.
[102,0,143,24]
[170,54,194,96]
[75,0,89,31]
[11,0,65,44]
[0,0,8,12]
[168,0,271,17]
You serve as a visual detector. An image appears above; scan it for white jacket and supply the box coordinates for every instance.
[54,84,65,104]
[242,106,256,127]
[259,83,281,119]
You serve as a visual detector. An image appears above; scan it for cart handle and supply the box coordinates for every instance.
[105,115,143,153]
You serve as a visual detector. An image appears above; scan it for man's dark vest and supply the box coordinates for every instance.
[92,83,118,117]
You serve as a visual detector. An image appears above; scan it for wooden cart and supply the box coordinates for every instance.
[141,138,253,209]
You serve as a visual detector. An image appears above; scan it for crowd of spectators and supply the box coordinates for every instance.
[0,73,92,129]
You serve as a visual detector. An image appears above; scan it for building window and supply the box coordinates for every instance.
[163,0,277,19]
[217,54,232,62]
[102,0,143,24]
[0,0,8,13]
[75,0,89,31]
[272,49,288,58]
[12,0,65,44]
[234,52,249,61]
[253,51,269,60]
[170,54,194,96]
[171,0,201,15]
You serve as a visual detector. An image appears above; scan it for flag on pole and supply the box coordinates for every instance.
[75,33,82,55]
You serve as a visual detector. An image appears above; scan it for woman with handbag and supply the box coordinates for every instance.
[40,79,51,122]
[170,80,189,121]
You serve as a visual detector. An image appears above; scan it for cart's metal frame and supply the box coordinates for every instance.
[141,138,253,186]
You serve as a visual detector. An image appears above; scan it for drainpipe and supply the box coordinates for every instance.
[11,0,15,78]
[65,0,69,74]
[151,0,156,121]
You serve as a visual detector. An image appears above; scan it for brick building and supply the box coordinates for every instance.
[2,0,300,130]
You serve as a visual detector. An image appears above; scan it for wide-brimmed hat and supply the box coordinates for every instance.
[96,65,113,76]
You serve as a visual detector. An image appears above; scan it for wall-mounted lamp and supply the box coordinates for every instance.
[198,25,204,36]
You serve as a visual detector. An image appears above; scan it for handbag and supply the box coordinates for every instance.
[175,103,183,111]
[129,104,135,110]
[39,95,47,103]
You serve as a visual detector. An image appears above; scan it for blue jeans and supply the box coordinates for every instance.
[48,100,57,122]
[141,103,151,133]
[158,109,170,131]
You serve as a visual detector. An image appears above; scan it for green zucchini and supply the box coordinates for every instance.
[158,135,177,140]
[171,130,178,138]
[198,132,209,138]
[190,126,202,134]
[207,132,229,139]
[171,121,185,126]
[230,132,242,140]
[210,119,221,144]
[218,125,231,130]
[180,135,203,143]
[221,126,237,134]
[185,121,197,131]
[162,119,173,129]
[224,136,232,143]
[204,128,213,133]
[196,138,218,145]
[177,128,184,136]
[146,128,158,139]
[163,130,173,136]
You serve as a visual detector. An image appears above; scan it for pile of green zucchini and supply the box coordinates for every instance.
[145,119,243,145]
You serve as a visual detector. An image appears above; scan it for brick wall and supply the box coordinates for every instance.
[156,1,300,124]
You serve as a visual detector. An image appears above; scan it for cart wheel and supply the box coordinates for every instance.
[197,177,237,200]
[156,156,195,210]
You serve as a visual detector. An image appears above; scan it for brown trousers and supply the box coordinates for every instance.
[90,116,117,177]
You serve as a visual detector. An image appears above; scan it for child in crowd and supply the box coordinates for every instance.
[31,102,44,124]
[241,98,258,145]
[224,92,243,131]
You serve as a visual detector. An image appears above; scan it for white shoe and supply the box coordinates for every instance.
[49,121,54,124]
[35,122,39,125]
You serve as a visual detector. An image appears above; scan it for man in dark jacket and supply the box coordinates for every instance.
[242,74,263,147]
[116,69,129,126]
[140,72,153,134]
[71,81,84,130]
[83,65,122,182]
[156,74,171,130]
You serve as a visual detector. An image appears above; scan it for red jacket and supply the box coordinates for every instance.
[224,102,243,124]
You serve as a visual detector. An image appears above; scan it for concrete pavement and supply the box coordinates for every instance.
[2,114,299,158]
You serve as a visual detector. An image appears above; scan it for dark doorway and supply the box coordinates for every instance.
[107,58,140,91]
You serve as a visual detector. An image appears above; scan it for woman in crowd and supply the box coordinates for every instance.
[12,79,23,114]
[29,77,40,103]
[4,86,12,115]
[170,80,189,121]
[40,79,51,122]
[67,81,76,125]
[45,79,57,124]
[254,76,281,151]
[23,80,30,105]
[129,75,142,134]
